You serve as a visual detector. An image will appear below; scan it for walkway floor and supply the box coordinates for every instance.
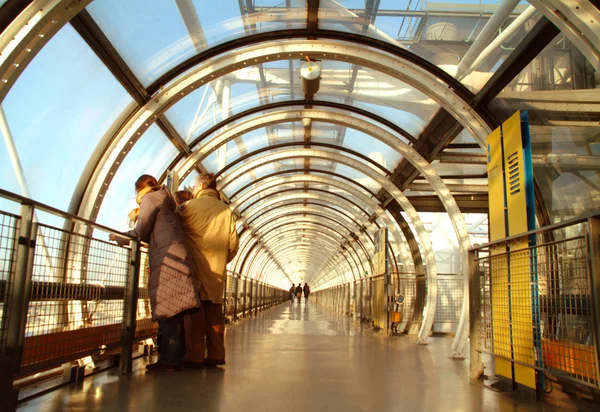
[19,302,565,411]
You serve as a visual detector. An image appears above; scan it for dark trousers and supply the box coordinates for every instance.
[184,301,225,363]
[157,315,184,366]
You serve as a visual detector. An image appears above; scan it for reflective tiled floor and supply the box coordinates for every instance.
[18,302,574,411]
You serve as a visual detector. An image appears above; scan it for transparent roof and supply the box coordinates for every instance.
[87,0,308,86]
[1,0,597,287]
[319,0,536,92]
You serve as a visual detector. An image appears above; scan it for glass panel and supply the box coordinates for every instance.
[419,212,462,274]
[0,24,133,215]
[88,0,307,87]
[220,158,304,194]
[318,61,437,137]
[240,183,306,214]
[490,34,600,222]
[221,162,275,198]
[179,170,199,192]
[318,0,536,92]
[164,81,220,143]
[309,169,377,196]
[312,122,403,171]
[200,123,305,171]
[96,125,179,230]
[310,160,383,194]
[430,160,487,177]
[168,59,437,144]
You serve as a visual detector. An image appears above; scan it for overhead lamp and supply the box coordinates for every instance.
[300,57,321,98]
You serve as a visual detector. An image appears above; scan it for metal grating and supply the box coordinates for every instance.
[135,249,155,339]
[21,224,130,374]
[372,275,386,329]
[434,274,464,332]
[0,211,20,354]
[475,235,599,387]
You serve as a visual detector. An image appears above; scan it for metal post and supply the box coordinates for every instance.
[120,240,141,375]
[233,275,239,320]
[0,204,35,411]
[242,279,247,316]
[587,216,600,387]
[469,248,484,377]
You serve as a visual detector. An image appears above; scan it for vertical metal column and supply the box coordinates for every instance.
[588,215,600,385]
[242,279,247,316]
[0,204,35,411]
[120,240,141,375]
[233,275,239,320]
[469,248,484,377]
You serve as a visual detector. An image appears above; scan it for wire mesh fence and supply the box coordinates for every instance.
[223,273,287,321]
[434,274,463,333]
[20,224,131,374]
[372,275,386,330]
[472,224,600,389]
[0,211,20,358]
[314,283,349,314]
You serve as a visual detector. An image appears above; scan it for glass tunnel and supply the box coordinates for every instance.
[0,0,599,409]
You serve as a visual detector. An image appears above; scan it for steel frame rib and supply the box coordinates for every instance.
[227,174,403,269]
[228,168,378,200]
[213,148,436,341]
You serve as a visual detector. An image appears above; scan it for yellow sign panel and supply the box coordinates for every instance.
[503,111,536,390]
[487,126,513,380]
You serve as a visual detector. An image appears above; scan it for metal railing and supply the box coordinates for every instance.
[314,283,350,315]
[0,189,147,410]
[434,273,464,333]
[0,189,287,410]
[223,272,288,322]
[315,272,428,334]
[469,213,600,391]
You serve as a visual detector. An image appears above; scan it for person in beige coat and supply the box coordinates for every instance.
[177,173,239,367]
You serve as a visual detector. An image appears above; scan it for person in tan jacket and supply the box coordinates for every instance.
[177,173,239,367]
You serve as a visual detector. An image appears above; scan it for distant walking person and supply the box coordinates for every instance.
[295,283,303,304]
[289,284,296,303]
[177,173,239,368]
[303,283,310,303]
[110,175,200,372]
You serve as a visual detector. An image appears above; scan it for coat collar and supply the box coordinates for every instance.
[196,188,220,199]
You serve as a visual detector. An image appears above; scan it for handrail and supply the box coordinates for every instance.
[0,187,137,239]
[468,211,600,251]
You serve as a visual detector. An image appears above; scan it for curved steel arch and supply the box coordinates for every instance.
[237,188,372,223]
[228,168,378,201]
[247,239,341,277]
[236,216,366,280]
[179,107,470,290]
[147,31,477,102]
[213,148,438,343]
[242,199,366,230]
[239,207,368,275]
[79,38,492,223]
[186,100,418,154]
[217,140,392,178]
[232,175,374,215]
[233,218,363,271]
[257,242,356,283]
[239,194,369,230]
[234,218,371,275]
[229,171,413,282]
[237,197,371,270]
[247,245,354,284]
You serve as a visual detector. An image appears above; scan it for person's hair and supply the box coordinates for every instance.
[135,174,158,192]
[174,190,193,205]
[195,173,217,191]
